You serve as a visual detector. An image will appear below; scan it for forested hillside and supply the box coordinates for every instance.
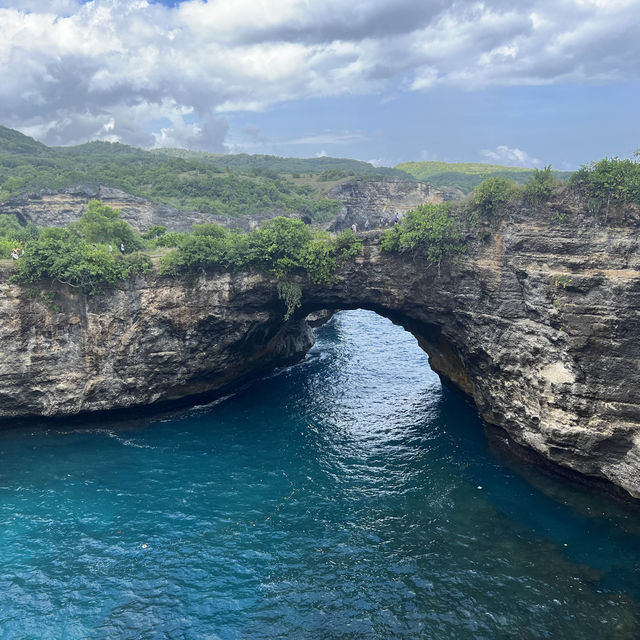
[0,127,382,221]
[0,125,575,219]
[396,161,572,194]
[151,148,410,179]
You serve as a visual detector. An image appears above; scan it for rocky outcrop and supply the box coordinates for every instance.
[0,185,287,233]
[1,192,640,500]
[0,180,453,234]
[326,179,455,231]
[0,271,314,416]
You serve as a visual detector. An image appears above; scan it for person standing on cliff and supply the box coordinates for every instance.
[394,213,399,225]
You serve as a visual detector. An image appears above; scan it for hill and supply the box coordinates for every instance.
[396,161,572,194]
[0,125,51,156]
[0,126,417,222]
[152,149,412,179]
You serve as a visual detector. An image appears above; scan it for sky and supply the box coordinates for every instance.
[0,0,638,169]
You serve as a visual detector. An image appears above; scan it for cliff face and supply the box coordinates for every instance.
[1,194,640,500]
[0,180,452,233]
[327,180,454,231]
[0,272,313,417]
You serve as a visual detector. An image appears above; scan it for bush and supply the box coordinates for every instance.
[247,217,314,277]
[381,203,464,266]
[155,231,186,248]
[570,157,640,209]
[472,177,519,219]
[523,165,555,206]
[141,225,166,240]
[12,227,151,294]
[158,216,362,284]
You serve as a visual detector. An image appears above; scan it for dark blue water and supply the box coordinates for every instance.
[1,310,639,639]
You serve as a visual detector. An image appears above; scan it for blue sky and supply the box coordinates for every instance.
[0,0,638,169]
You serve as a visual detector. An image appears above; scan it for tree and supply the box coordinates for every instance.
[73,200,143,249]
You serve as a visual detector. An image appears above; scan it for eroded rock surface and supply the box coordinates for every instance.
[1,196,639,500]
[0,185,287,233]
[0,180,453,233]
[327,180,455,231]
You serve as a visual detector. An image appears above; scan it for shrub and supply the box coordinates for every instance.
[570,157,640,210]
[523,165,555,207]
[381,203,464,266]
[155,231,186,248]
[141,225,167,240]
[247,217,314,277]
[472,177,519,219]
[72,200,144,250]
[158,216,362,285]
[12,227,151,294]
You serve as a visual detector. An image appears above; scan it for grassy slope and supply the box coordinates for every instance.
[397,161,573,194]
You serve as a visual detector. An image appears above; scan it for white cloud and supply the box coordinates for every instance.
[480,145,542,167]
[0,0,638,147]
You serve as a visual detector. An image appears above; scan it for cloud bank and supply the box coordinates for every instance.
[0,0,638,149]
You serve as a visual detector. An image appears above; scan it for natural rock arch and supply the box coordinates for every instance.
[1,206,639,501]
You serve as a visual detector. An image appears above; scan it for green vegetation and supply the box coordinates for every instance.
[0,213,39,257]
[381,203,465,266]
[158,217,362,285]
[7,200,362,313]
[522,165,556,207]
[396,160,572,194]
[472,176,520,219]
[570,157,640,215]
[0,127,343,221]
[10,203,152,293]
[152,148,411,180]
[0,126,405,222]
[12,228,152,294]
[71,200,144,250]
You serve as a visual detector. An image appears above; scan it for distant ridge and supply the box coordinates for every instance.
[151,148,412,179]
[0,125,409,221]
[397,160,572,194]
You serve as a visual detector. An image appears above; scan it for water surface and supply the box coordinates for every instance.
[1,310,639,639]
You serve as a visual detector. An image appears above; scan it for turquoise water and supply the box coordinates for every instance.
[1,310,639,639]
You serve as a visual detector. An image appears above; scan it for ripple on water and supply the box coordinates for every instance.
[0,310,639,639]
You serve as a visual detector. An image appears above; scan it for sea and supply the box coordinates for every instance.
[0,309,639,639]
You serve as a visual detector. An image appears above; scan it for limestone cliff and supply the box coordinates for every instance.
[0,180,452,233]
[1,193,640,501]
[327,180,455,231]
[0,185,260,233]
